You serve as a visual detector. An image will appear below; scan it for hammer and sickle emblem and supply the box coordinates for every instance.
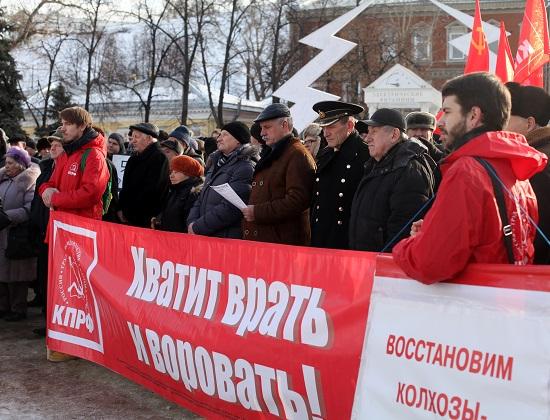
[471,27,486,55]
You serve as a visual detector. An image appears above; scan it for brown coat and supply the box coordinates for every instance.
[243,136,316,245]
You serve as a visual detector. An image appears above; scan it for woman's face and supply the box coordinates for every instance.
[4,157,24,177]
[169,170,188,185]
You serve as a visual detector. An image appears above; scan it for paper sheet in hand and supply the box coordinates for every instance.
[210,183,247,210]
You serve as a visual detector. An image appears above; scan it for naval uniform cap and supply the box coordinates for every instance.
[313,101,364,127]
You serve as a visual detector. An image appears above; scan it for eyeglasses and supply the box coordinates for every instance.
[302,139,319,145]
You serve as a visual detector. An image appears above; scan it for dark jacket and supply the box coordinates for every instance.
[188,144,258,238]
[156,177,202,233]
[310,131,370,249]
[119,142,169,228]
[242,135,316,246]
[102,159,120,222]
[349,139,436,252]
[526,126,550,264]
[30,158,55,240]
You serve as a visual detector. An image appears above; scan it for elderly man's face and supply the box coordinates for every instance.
[365,125,399,161]
[131,130,153,154]
[260,118,290,146]
[407,127,433,142]
[323,118,351,149]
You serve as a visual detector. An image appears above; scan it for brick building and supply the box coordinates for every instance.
[288,0,544,112]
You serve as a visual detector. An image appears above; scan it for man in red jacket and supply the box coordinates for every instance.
[39,106,109,362]
[393,73,547,284]
[40,107,109,219]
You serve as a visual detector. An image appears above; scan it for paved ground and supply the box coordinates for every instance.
[0,307,201,419]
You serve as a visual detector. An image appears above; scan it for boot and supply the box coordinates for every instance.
[47,348,77,362]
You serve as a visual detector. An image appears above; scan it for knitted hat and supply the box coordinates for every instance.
[6,147,31,168]
[169,125,193,146]
[108,133,127,154]
[222,121,250,144]
[161,139,183,155]
[170,155,204,177]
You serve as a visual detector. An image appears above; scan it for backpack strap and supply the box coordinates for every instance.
[474,157,514,264]
[80,148,92,172]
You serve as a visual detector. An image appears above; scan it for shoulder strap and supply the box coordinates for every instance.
[80,149,92,172]
[474,157,514,264]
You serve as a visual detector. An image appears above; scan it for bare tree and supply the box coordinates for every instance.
[114,1,177,122]
[157,0,214,125]
[241,0,299,101]
[199,0,253,127]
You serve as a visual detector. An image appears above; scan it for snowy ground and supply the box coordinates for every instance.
[0,306,200,419]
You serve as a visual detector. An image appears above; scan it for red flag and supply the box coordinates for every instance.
[464,0,489,74]
[514,0,550,86]
[495,21,515,83]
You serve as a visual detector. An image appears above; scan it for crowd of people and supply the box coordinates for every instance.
[0,72,548,361]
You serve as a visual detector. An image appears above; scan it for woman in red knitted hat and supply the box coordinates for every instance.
[151,155,204,233]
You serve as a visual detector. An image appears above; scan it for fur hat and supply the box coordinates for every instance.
[170,155,204,178]
[222,121,250,144]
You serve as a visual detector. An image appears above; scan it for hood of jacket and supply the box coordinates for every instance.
[443,130,547,181]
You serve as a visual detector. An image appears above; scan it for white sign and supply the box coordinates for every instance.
[111,154,130,190]
[352,276,550,419]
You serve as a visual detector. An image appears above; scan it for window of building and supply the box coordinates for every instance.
[412,25,432,63]
[446,24,468,62]
[380,28,398,61]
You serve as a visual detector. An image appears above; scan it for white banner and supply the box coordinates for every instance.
[353,275,550,419]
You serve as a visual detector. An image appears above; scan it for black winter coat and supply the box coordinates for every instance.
[349,140,436,252]
[527,126,550,264]
[310,132,370,249]
[187,144,258,238]
[119,142,169,228]
[30,158,55,240]
[156,177,202,233]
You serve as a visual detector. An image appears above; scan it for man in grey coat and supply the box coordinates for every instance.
[187,121,258,238]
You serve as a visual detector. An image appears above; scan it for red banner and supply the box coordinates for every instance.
[513,0,550,86]
[46,211,376,419]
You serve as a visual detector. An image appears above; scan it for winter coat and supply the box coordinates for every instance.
[119,142,169,228]
[242,135,316,245]
[0,164,41,283]
[526,126,550,264]
[156,177,202,233]
[393,130,547,284]
[102,159,120,222]
[188,144,258,238]
[30,158,55,240]
[38,128,109,220]
[310,131,370,249]
[349,139,436,252]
